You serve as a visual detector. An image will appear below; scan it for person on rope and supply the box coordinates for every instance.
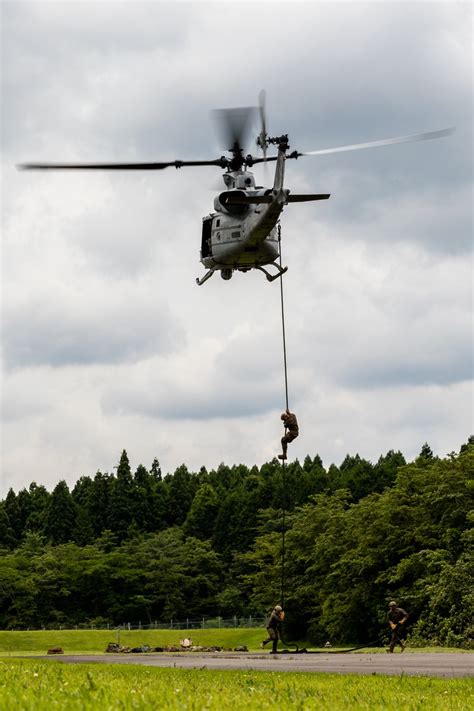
[387,601,408,653]
[278,409,299,460]
[261,604,285,654]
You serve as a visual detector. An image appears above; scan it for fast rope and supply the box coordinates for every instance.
[278,224,290,414]
[276,224,303,651]
[278,635,388,655]
[276,226,385,654]
[277,223,289,611]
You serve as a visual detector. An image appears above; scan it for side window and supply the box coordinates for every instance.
[216,219,220,227]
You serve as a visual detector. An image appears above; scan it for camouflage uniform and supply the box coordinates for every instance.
[279,411,299,460]
[262,607,284,653]
[387,605,408,652]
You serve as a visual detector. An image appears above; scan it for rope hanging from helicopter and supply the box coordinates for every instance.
[276,229,376,654]
[276,222,296,650]
[276,228,388,655]
[277,224,289,602]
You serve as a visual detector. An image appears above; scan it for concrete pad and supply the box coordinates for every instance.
[36,651,474,678]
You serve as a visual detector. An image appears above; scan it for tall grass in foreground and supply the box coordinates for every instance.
[0,660,472,710]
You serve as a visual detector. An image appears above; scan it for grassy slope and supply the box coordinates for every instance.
[0,629,471,655]
[0,659,472,710]
[0,629,265,655]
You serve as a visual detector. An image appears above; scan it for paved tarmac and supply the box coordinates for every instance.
[40,652,473,678]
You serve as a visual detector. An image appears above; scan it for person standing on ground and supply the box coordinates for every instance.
[387,601,408,652]
[278,410,299,461]
[261,605,285,654]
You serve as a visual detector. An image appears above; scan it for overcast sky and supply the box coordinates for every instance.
[1,0,472,496]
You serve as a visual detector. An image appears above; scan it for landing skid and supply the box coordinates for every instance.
[196,269,216,286]
[196,263,287,285]
[256,263,288,282]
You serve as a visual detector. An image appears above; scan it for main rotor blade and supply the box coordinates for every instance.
[258,89,268,160]
[249,155,278,166]
[213,106,256,152]
[299,127,455,157]
[18,158,227,171]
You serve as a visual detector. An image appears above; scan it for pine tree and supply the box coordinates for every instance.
[419,442,435,460]
[338,454,375,501]
[374,450,406,490]
[0,504,16,548]
[72,504,95,545]
[165,464,195,526]
[44,480,78,544]
[150,458,162,481]
[108,450,135,541]
[134,464,156,532]
[4,489,22,543]
[459,435,474,454]
[23,483,50,533]
[184,483,219,539]
[117,449,132,479]
[89,471,113,536]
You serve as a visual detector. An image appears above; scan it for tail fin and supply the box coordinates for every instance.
[273,145,286,192]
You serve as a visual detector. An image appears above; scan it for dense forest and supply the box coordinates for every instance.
[1,438,473,647]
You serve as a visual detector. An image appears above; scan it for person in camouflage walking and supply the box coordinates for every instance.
[261,605,285,654]
[387,601,408,652]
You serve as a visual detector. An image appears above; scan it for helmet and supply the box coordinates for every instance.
[275,605,282,612]
[388,601,397,607]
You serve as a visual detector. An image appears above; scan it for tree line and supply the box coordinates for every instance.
[1,439,472,647]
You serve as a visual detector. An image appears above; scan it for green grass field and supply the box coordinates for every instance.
[0,658,472,710]
[0,629,470,656]
[0,629,264,655]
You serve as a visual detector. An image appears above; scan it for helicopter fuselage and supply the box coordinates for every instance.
[196,140,294,285]
[200,170,285,278]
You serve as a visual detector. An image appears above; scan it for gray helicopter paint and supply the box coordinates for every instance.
[200,148,288,276]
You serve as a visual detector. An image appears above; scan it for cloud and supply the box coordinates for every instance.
[277,229,472,390]
[298,379,472,468]
[100,328,285,421]
[3,282,184,368]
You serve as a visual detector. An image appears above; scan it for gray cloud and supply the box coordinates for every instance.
[100,326,288,421]
[3,288,184,368]
[102,378,282,421]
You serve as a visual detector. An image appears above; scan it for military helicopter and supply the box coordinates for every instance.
[20,92,453,286]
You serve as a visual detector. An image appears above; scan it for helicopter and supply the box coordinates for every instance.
[19,92,453,286]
